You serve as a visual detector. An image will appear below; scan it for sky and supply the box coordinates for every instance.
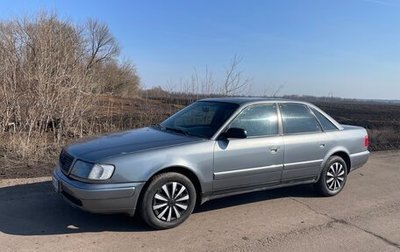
[1,0,400,99]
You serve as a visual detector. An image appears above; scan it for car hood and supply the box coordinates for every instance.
[65,127,201,161]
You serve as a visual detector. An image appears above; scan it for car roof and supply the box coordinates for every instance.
[199,97,296,106]
[200,97,344,133]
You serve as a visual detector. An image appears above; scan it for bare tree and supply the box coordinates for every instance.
[163,55,250,98]
[84,19,120,71]
[221,54,251,96]
[272,84,285,97]
[0,12,139,163]
[92,59,140,97]
[193,66,215,95]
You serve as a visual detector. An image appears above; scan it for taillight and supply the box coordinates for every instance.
[364,135,369,147]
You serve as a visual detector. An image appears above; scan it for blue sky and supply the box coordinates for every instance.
[1,0,400,99]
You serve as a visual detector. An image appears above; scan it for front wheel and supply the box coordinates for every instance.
[140,172,196,229]
[315,156,348,196]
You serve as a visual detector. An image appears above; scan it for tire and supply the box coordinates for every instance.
[140,172,197,229]
[315,156,348,196]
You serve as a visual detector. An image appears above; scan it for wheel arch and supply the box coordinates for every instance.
[331,151,351,173]
[323,149,351,174]
[139,166,203,206]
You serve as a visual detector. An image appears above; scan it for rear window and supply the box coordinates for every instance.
[310,107,338,131]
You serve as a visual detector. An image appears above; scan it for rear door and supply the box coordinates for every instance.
[279,103,330,182]
[213,103,284,191]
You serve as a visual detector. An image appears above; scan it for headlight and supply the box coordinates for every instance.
[88,164,115,180]
[70,160,93,178]
[70,160,115,180]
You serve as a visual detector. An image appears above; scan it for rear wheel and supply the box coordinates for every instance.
[140,172,196,229]
[316,156,348,196]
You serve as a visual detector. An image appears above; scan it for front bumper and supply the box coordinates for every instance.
[52,167,145,216]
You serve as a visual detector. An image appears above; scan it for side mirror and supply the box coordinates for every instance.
[221,127,247,139]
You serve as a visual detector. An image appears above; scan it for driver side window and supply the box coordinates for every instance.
[229,104,278,137]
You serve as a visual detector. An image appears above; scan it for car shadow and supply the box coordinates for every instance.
[0,181,319,236]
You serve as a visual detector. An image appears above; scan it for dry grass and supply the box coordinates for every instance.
[0,96,180,178]
[0,13,140,179]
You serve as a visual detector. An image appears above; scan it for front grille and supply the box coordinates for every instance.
[59,150,74,174]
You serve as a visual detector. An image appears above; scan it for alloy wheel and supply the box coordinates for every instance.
[326,162,345,191]
[152,182,190,222]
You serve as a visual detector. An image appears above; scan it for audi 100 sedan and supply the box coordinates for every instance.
[52,98,369,229]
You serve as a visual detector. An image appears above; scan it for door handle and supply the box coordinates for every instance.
[270,146,280,153]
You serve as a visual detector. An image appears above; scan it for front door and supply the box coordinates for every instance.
[213,103,284,192]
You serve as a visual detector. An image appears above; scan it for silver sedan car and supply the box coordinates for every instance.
[52,98,369,229]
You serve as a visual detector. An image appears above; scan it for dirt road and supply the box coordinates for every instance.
[1,151,399,251]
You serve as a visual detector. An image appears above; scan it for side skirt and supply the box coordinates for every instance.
[200,178,317,205]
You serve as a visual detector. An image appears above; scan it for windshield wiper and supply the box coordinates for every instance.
[150,124,162,129]
[165,127,189,136]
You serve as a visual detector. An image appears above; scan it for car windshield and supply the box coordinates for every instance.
[158,101,239,139]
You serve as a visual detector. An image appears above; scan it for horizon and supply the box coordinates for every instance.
[141,87,400,103]
[1,0,400,100]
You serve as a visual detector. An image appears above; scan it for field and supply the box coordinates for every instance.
[313,100,400,151]
[1,95,399,179]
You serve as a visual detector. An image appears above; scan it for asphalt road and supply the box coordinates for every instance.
[1,151,400,252]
